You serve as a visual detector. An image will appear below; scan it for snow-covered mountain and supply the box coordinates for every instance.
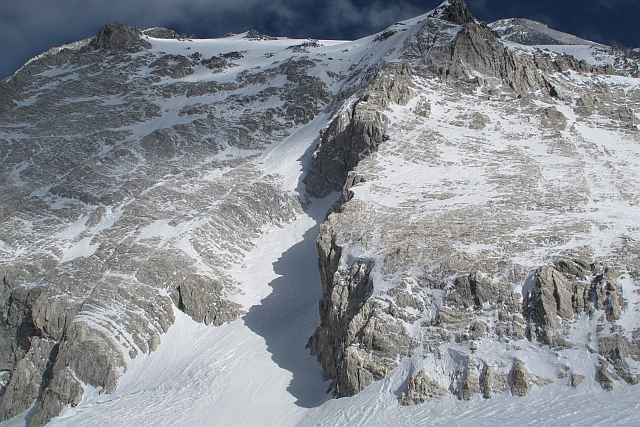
[489,18,596,46]
[1,1,639,426]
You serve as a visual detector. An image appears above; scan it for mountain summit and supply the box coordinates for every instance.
[0,3,639,427]
[439,0,476,25]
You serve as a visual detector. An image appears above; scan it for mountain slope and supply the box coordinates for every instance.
[489,18,596,46]
[1,0,639,425]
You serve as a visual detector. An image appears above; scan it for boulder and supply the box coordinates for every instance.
[509,359,529,397]
[540,106,568,130]
[400,370,447,405]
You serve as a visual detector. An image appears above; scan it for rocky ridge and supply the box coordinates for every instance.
[305,0,640,405]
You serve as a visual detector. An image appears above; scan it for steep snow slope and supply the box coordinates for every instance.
[51,202,331,427]
[489,18,596,46]
[490,18,639,75]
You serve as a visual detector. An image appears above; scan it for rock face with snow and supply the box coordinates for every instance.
[0,22,331,425]
[489,18,595,46]
[142,27,182,39]
[0,0,639,425]
[306,0,640,405]
[90,23,151,51]
[304,63,413,197]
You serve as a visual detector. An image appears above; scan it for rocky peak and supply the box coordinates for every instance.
[90,23,151,51]
[435,0,475,25]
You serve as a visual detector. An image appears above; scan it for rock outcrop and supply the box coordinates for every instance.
[509,359,529,397]
[523,258,626,345]
[305,2,640,401]
[142,27,181,39]
[440,0,475,25]
[308,218,411,396]
[598,336,640,385]
[400,370,447,405]
[0,337,55,421]
[304,63,413,197]
[90,23,151,51]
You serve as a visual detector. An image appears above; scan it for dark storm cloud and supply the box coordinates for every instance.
[2,0,639,78]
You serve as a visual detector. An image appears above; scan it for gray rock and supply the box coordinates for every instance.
[615,106,637,128]
[469,112,490,129]
[469,320,488,339]
[304,63,413,197]
[448,272,513,310]
[523,265,575,345]
[90,23,151,51]
[1,2,639,422]
[142,27,180,39]
[0,14,330,421]
[509,359,529,397]
[596,361,615,391]
[201,55,233,72]
[456,358,481,400]
[400,370,447,405]
[441,0,475,25]
[408,17,613,97]
[0,337,55,420]
[490,18,595,46]
[308,217,410,396]
[554,258,592,278]
[150,55,194,79]
[576,94,599,115]
[169,275,242,326]
[540,107,568,130]
[245,30,276,41]
[413,98,431,118]
[28,367,83,427]
[569,372,585,387]
[599,335,639,385]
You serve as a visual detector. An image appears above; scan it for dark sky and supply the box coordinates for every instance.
[2,0,639,78]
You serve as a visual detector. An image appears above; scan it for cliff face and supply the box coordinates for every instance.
[304,63,414,197]
[305,0,640,401]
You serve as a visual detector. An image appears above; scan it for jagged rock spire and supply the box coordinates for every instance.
[442,0,475,25]
[90,23,151,51]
